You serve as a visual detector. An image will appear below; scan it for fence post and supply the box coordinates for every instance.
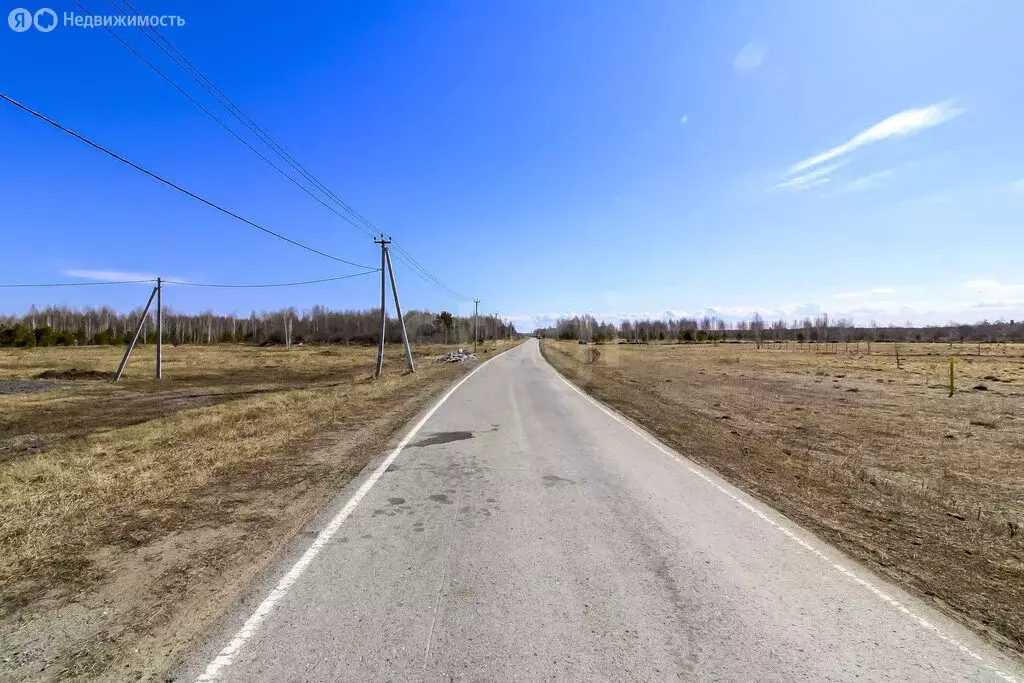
[949,356,955,397]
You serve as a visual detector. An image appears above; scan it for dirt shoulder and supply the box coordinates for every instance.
[541,339,1024,657]
[0,342,515,681]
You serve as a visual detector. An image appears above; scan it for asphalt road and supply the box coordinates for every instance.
[182,339,1023,682]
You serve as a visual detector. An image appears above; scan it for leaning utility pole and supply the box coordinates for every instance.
[473,299,480,354]
[374,237,415,377]
[115,281,159,382]
[384,247,414,373]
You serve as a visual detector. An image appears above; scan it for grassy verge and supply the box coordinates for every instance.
[0,341,516,681]
[541,339,1024,656]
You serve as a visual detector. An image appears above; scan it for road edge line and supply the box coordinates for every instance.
[538,342,1020,683]
[194,351,506,682]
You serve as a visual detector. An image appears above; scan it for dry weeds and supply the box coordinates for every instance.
[0,341,516,681]
[542,340,1024,655]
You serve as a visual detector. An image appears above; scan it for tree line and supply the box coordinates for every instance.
[537,314,1024,345]
[0,304,516,348]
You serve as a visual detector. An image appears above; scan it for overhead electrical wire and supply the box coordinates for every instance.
[0,279,155,288]
[388,244,470,301]
[101,0,471,301]
[162,272,377,288]
[0,92,376,271]
[114,0,384,241]
[75,0,380,244]
[0,271,378,289]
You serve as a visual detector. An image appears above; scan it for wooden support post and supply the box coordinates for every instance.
[115,284,158,382]
[384,246,414,373]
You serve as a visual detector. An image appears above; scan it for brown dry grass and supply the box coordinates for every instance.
[0,341,516,681]
[542,339,1024,655]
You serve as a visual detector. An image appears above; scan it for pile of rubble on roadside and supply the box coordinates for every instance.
[437,348,477,363]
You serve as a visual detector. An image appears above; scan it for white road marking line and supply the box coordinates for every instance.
[545,357,1020,683]
[195,354,505,682]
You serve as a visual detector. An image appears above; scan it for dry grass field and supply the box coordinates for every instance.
[542,339,1024,655]
[0,340,515,681]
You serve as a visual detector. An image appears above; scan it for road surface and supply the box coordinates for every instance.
[181,339,1023,682]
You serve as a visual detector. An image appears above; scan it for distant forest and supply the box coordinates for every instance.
[537,314,1024,345]
[0,305,516,348]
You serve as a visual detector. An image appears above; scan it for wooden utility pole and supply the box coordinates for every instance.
[374,237,390,377]
[373,237,415,375]
[473,299,480,354]
[155,277,162,379]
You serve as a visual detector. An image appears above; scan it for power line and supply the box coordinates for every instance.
[0,92,376,271]
[82,0,381,243]
[97,5,469,301]
[389,250,468,301]
[107,0,379,240]
[0,271,377,289]
[0,279,154,288]
[162,271,377,288]
[388,243,470,301]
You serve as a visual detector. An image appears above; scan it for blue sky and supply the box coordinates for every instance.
[2,0,1024,331]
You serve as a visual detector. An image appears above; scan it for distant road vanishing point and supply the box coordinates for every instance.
[180,339,1023,682]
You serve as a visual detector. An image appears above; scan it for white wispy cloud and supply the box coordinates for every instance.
[705,299,1024,325]
[62,269,159,282]
[514,301,1024,331]
[839,167,898,193]
[1008,178,1024,193]
[733,42,764,74]
[788,101,963,176]
[962,280,1024,296]
[512,287,1024,331]
[888,190,953,208]
[61,269,188,283]
[835,287,898,299]
[770,162,845,192]
[679,114,689,125]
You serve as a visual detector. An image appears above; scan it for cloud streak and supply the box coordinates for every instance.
[733,42,764,73]
[510,286,1024,331]
[770,162,845,192]
[788,101,963,176]
[839,167,898,193]
[962,280,1024,296]
[835,287,897,299]
[60,269,187,283]
[62,269,158,282]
